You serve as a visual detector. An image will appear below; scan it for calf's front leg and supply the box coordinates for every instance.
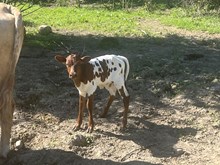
[74,95,86,131]
[86,95,94,133]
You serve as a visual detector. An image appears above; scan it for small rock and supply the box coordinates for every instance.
[171,83,177,89]
[212,78,218,83]
[174,148,184,156]
[39,25,52,35]
[69,134,87,147]
[15,140,24,150]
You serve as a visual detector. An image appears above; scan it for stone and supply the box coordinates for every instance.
[39,25,52,35]
[15,140,24,150]
[68,134,87,147]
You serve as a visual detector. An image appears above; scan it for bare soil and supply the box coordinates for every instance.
[1,19,220,165]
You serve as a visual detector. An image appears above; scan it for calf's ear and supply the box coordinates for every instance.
[81,56,91,63]
[55,55,66,64]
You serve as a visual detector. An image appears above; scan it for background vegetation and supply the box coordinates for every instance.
[2,0,220,10]
[1,0,219,48]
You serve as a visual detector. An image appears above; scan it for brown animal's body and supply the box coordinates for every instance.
[55,54,130,133]
[0,3,24,157]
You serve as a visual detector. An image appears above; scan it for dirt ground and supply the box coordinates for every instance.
[1,19,220,165]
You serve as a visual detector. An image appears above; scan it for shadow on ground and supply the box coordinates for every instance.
[1,149,161,165]
[98,116,197,158]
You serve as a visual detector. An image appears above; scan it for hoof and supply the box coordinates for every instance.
[86,126,94,133]
[120,125,128,132]
[73,124,81,132]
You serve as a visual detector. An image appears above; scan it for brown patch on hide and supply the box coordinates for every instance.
[75,62,94,87]
[67,54,94,87]
[94,59,111,82]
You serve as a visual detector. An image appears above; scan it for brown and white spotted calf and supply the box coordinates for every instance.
[55,54,130,133]
[0,3,24,157]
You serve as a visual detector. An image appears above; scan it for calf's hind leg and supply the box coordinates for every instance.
[100,95,115,118]
[118,85,130,129]
[100,86,117,118]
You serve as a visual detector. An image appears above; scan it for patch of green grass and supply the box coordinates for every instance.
[22,5,220,48]
[154,8,220,33]
[23,6,151,37]
[24,5,220,36]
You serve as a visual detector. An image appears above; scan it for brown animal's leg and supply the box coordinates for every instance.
[0,98,14,158]
[100,95,115,118]
[118,85,130,129]
[74,95,86,131]
[86,94,94,133]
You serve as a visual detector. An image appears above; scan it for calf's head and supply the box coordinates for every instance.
[55,54,91,79]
